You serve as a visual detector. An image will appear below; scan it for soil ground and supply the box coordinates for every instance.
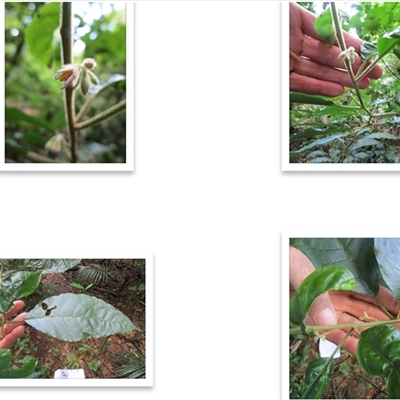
[15,259,146,379]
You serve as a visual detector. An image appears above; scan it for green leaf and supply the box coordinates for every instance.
[314,8,336,46]
[25,2,60,66]
[291,238,380,296]
[377,26,400,59]
[36,259,81,274]
[0,271,42,313]
[70,283,85,290]
[5,106,55,134]
[290,92,334,105]
[25,293,139,342]
[302,357,334,399]
[357,325,400,399]
[347,138,380,151]
[374,239,400,299]
[290,133,349,157]
[0,350,37,378]
[367,132,400,140]
[290,266,355,326]
[290,127,348,140]
[360,41,378,62]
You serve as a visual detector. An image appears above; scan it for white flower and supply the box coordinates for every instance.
[54,58,99,95]
[338,46,359,63]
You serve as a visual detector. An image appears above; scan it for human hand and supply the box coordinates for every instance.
[289,247,400,355]
[0,301,26,349]
[289,3,383,97]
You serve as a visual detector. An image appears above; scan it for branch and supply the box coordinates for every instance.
[74,99,126,130]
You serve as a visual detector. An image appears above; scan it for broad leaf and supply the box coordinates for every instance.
[31,259,81,274]
[291,238,380,296]
[26,293,139,342]
[374,238,400,299]
[302,357,334,399]
[25,2,60,66]
[290,266,355,326]
[6,259,82,274]
[314,8,336,46]
[377,27,400,58]
[0,271,42,313]
[0,350,37,378]
[357,325,400,399]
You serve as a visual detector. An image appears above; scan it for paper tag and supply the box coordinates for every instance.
[54,369,85,379]
[319,338,341,358]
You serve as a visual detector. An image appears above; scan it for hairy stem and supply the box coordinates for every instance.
[60,3,77,163]
[74,99,126,130]
[330,2,371,116]
[290,317,400,336]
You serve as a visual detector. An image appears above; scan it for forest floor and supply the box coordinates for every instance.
[290,335,388,399]
[14,259,146,380]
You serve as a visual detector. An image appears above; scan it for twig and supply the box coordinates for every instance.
[74,99,126,130]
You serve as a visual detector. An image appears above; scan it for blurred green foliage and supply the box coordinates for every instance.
[5,2,127,163]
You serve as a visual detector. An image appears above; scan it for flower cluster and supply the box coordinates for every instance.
[54,58,99,95]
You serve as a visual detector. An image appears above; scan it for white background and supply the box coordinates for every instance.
[1,1,276,398]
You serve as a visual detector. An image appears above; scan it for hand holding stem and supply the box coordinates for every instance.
[290,247,400,355]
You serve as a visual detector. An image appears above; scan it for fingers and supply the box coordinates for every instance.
[5,300,26,319]
[289,247,337,325]
[0,324,25,349]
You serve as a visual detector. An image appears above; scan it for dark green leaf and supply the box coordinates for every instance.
[5,106,55,133]
[26,293,139,342]
[25,2,60,66]
[357,325,400,399]
[290,92,334,105]
[290,266,355,326]
[360,41,378,61]
[314,9,336,45]
[0,271,42,313]
[290,127,348,140]
[291,238,380,296]
[374,239,400,299]
[0,350,37,378]
[302,358,334,399]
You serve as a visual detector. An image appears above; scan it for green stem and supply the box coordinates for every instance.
[60,3,77,163]
[290,317,400,336]
[74,99,126,130]
[330,2,371,116]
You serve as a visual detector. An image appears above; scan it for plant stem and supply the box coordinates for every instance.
[74,99,126,130]
[290,317,400,336]
[330,2,371,116]
[60,3,77,163]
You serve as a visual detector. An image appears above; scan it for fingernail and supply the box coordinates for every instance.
[315,308,337,325]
